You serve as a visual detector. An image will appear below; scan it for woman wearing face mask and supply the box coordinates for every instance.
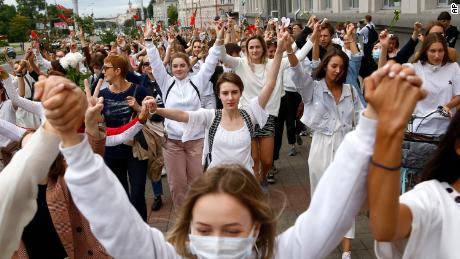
[145,31,288,174]
[290,22,363,259]
[144,19,224,209]
[219,24,301,186]
[55,62,417,259]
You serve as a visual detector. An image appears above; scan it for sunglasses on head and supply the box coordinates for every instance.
[143,62,150,66]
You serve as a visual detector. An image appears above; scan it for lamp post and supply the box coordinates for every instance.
[72,0,79,30]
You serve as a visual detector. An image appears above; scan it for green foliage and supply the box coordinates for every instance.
[99,29,117,44]
[16,0,46,20]
[8,15,32,42]
[75,15,95,35]
[167,5,178,25]
[66,67,91,90]
[0,40,8,47]
[0,3,16,36]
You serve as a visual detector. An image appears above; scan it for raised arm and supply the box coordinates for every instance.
[1,74,44,119]
[368,63,426,241]
[258,31,289,108]
[276,64,408,258]
[378,30,390,68]
[193,24,225,92]
[144,19,172,93]
[0,75,83,259]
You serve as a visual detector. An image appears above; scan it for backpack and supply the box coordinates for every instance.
[164,80,200,103]
[203,109,254,171]
[360,24,379,78]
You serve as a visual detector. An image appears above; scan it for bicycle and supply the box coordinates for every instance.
[400,106,448,194]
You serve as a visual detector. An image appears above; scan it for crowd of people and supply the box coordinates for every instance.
[0,9,459,259]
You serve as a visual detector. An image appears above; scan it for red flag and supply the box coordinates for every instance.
[31,30,38,39]
[133,15,139,21]
[58,14,67,20]
[190,9,197,27]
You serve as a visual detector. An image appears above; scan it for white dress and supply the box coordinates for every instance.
[183,97,268,173]
[375,180,460,259]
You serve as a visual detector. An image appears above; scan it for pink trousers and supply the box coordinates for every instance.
[163,138,204,209]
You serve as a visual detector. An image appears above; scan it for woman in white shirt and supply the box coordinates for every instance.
[290,23,363,258]
[144,19,224,208]
[54,62,420,259]
[411,33,460,136]
[145,31,289,173]
[368,62,460,259]
[401,33,460,179]
[219,25,303,184]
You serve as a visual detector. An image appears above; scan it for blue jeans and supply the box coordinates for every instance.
[152,179,163,198]
[104,155,147,221]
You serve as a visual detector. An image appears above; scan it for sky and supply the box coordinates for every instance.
[4,0,143,18]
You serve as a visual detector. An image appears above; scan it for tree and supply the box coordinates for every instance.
[0,3,16,36]
[167,5,178,26]
[99,29,117,44]
[75,15,95,35]
[16,0,46,21]
[8,15,32,42]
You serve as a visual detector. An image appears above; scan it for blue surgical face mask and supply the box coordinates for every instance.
[372,48,381,60]
[189,225,257,259]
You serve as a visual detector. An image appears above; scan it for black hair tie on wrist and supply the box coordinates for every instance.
[369,158,401,171]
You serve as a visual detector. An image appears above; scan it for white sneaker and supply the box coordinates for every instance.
[342,251,351,259]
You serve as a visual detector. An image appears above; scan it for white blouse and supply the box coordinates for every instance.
[182,97,268,172]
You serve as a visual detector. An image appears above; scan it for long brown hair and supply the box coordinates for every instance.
[314,48,349,85]
[246,35,268,71]
[167,165,277,259]
[413,33,452,65]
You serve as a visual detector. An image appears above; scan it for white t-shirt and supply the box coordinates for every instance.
[412,61,460,135]
[183,97,268,173]
[375,180,460,259]
[0,100,16,148]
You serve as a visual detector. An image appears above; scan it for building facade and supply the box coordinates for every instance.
[240,0,458,28]
[152,0,178,25]
[178,0,235,27]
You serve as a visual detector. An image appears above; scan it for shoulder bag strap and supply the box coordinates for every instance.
[164,80,176,103]
[239,109,254,137]
[207,109,222,161]
[349,84,356,128]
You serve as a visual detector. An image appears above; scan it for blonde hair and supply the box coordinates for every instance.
[167,165,277,259]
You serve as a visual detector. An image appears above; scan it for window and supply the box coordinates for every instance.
[384,0,401,8]
[438,0,454,7]
[350,0,359,8]
[307,0,313,10]
[287,0,293,13]
[326,0,332,9]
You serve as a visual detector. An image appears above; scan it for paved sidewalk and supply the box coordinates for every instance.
[145,135,376,259]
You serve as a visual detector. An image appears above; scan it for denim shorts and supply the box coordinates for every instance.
[253,115,276,137]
